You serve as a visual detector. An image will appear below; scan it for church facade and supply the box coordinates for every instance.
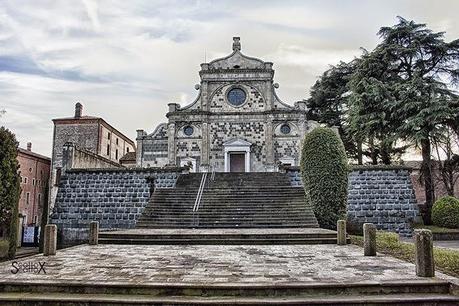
[136,37,317,172]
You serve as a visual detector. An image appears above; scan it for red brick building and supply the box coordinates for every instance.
[17,143,51,227]
[407,160,459,205]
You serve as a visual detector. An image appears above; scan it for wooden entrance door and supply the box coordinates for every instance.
[230,153,245,172]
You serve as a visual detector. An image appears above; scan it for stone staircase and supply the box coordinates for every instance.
[1,279,458,305]
[135,172,319,229]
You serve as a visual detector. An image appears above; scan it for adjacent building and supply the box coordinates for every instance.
[50,103,136,205]
[136,37,317,172]
[17,142,51,227]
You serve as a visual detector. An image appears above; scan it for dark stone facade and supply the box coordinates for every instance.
[285,166,422,236]
[50,168,183,247]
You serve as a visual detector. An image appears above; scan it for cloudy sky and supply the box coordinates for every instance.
[1,0,458,156]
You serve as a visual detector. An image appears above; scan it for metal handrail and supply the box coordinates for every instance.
[193,172,207,212]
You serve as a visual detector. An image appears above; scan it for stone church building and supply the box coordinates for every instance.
[136,37,317,172]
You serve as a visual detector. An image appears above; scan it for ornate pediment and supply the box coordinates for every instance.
[223,138,252,147]
[207,37,270,71]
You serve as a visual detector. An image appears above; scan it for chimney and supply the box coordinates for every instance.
[75,102,83,118]
[27,142,32,151]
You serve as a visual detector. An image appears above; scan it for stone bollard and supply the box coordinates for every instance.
[89,221,99,245]
[414,229,435,277]
[363,223,377,256]
[337,220,347,245]
[43,224,57,256]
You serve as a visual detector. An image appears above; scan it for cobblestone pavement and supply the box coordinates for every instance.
[0,244,455,285]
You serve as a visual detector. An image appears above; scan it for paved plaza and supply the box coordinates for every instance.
[1,243,455,285]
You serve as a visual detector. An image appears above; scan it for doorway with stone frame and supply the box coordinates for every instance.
[223,139,251,173]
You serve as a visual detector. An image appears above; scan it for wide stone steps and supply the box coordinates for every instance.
[136,172,319,230]
[99,230,333,244]
[1,279,457,305]
[135,222,319,229]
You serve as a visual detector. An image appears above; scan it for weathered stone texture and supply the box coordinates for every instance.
[337,220,346,245]
[89,221,99,245]
[363,223,377,256]
[50,168,181,247]
[414,229,435,277]
[347,168,421,236]
[43,224,57,256]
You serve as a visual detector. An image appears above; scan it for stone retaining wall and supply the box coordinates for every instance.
[50,167,184,247]
[285,166,422,236]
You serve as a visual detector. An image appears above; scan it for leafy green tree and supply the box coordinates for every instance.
[374,17,459,224]
[347,49,408,165]
[0,126,21,259]
[300,127,349,229]
[307,61,364,163]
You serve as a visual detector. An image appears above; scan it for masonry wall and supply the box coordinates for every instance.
[286,166,422,236]
[50,168,183,247]
[72,146,123,169]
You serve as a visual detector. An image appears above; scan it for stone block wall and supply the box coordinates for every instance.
[50,167,183,247]
[285,166,422,236]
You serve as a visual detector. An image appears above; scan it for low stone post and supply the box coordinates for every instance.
[414,229,435,277]
[337,220,347,245]
[363,223,377,256]
[89,221,99,245]
[43,224,57,256]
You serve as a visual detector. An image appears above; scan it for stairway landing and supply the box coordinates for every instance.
[98,228,345,245]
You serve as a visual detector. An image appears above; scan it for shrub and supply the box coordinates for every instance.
[432,196,459,229]
[0,240,9,259]
[300,127,349,229]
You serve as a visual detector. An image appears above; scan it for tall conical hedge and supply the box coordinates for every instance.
[300,127,348,229]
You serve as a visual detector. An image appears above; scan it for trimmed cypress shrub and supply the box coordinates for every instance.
[0,127,21,259]
[432,196,459,229]
[300,127,349,229]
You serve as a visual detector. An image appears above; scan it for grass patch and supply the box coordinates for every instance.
[412,224,459,234]
[350,231,459,277]
[0,239,9,259]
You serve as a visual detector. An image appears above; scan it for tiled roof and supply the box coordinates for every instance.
[120,152,136,162]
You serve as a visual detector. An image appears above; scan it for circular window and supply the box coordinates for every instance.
[227,88,246,106]
[183,126,194,136]
[280,124,291,135]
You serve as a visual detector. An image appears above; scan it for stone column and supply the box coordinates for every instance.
[201,121,210,171]
[414,229,435,277]
[337,220,346,245]
[89,221,99,245]
[363,223,377,256]
[43,224,57,256]
[167,122,176,166]
[265,117,275,171]
[136,129,146,167]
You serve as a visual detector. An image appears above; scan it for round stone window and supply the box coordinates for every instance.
[227,87,247,106]
[183,126,194,136]
[280,124,291,135]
